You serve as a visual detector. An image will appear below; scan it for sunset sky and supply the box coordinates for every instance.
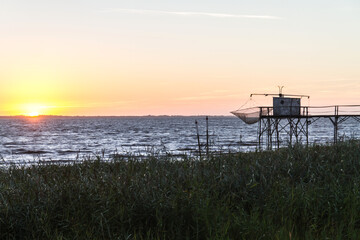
[1,0,360,116]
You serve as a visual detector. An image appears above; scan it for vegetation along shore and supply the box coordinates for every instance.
[1,141,360,239]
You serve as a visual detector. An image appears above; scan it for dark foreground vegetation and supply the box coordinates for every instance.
[2,141,360,239]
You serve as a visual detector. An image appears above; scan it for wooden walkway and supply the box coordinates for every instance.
[257,105,360,149]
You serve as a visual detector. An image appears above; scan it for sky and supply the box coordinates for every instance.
[1,0,360,116]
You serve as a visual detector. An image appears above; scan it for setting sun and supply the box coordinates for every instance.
[26,111,40,117]
[18,103,51,117]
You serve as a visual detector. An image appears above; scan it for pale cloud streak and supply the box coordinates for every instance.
[175,92,240,101]
[52,101,136,109]
[103,8,283,20]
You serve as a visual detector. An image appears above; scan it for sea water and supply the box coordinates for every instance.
[0,116,359,164]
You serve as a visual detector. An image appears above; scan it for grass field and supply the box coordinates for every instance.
[1,141,360,239]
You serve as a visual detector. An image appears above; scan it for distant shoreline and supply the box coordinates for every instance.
[0,115,235,118]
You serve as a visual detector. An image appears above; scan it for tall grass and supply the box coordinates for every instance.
[1,141,360,239]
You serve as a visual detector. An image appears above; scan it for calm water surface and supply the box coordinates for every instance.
[0,116,359,164]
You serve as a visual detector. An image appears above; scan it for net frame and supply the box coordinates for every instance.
[231,107,272,124]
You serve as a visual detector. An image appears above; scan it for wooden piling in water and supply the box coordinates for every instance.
[195,120,201,159]
[206,116,209,157]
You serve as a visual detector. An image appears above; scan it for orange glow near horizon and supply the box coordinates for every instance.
[16,103,53,116]
[26,111,40,117]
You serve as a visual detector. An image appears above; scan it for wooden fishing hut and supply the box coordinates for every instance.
[232,90,360,150]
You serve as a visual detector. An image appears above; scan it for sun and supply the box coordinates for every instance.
[20,103,46,117]
[27,111,40,117]
[11,103,59,116]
